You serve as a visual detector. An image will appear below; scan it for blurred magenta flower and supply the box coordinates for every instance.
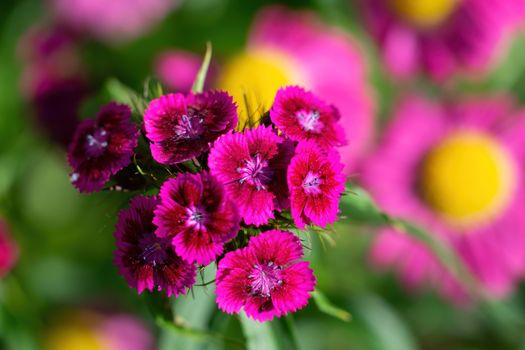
[0,219,18,278]
[361,0,525,80]
[31,77,88,147]
[216,5,375,174]
[44,310,154,350]
[362,95,525,301]
[18,24,88,147]
[216,230,316,322]
[114,196,196,297]
[155,50,204,92]
[49,0,178,43]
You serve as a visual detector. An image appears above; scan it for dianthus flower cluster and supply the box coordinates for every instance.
[67,82,346,321]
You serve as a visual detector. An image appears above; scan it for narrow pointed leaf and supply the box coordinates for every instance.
[312,290,352,322]
[239,312,282,350]
[191,42,213,94]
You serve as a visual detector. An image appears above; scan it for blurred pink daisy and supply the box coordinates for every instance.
[271,86,346,149]
[362,95,525,301]
[50,0,178,43]
[144,92,237,165]
[114,196,196,297]
[216,230,316,322]
[154,172,240,265]
[288,142,346,229]
[216,5,375,174]
[208,126,295,226]
[360,0,525,80]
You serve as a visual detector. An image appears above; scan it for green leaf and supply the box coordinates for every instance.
[239,312,281,350]
[191,42,213,94]
[143,76,165,100]
[342,185,484,300]
[486,34,525,92]
[390,218,483,299]
[340,186,388,227]
[105,78,148,115]
[354,295,418,350]
[156,317,244,349]
[280,315,300,350]
[157,265,240,350]
[312,290,352,322]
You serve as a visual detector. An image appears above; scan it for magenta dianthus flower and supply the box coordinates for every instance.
[288,142,345,229]
[114,196,196,297]
[154,172,240,265]
[68,102,138,193]
[271,86,346,149]
[208,126,295,226]
[216,230,316,322]
[144,91,237,165]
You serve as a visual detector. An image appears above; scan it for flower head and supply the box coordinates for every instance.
[361,0,525,80]
[216,230,316,322]
[0,220,18,278]
[288,142,345,229]
[68,102,138,192]
[154,172,240,265]
[144,91,238,165]
[271,86,346,149]
[362,95,525,301]
[114,196,196,297]
[208,126,295,226]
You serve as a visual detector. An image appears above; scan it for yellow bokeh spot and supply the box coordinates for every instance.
[44,313,108,350]
[419,131,516,229]
[216,49,305,130]
[389,0,460,29]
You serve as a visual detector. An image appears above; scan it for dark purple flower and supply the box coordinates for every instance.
[32,77,87,147]
[270,86,346,150]
[144,91,238,165]
[114,196,196,297]
[154,172,240,265]
[18,24,88,147]
[216,230,316,322]
[68,102,138,192]
[208,126,295,226]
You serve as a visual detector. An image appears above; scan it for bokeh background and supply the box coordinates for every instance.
[2,0,525,349]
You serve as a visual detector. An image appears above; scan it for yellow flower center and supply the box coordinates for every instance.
[418,131,516,229]
[216,49,305,130]
[45,325,106,350]
[44,313,110,350]
[388,0,460,29]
